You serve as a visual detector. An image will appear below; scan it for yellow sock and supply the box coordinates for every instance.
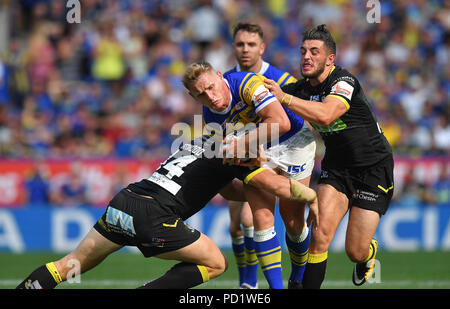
[45,262,63,284]
[197,265,210,283]
[307,251,328,264]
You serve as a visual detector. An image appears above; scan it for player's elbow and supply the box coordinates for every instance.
[277,117,291,135]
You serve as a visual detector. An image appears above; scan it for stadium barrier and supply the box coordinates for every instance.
[0,202,449,253]
[0,157,448,207]
[0,157,448,252]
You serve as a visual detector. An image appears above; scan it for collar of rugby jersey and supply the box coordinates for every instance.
[235,60,270,76]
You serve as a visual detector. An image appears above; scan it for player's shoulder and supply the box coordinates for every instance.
[224,71,260,88]
[282,77,306,94]
[329,65,358,86]
[264,63,297,85]
[223,66,238,77]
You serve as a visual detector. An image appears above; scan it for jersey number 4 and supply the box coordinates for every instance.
[148,152,198,195]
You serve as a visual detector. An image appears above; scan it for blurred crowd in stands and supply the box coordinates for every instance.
[0,0,449,205]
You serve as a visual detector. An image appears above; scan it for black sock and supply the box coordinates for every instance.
[302,252,328,289]
[137,262,210,289]
[16,263,62,289]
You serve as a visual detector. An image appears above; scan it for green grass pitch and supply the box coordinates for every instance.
[1,250,449,289]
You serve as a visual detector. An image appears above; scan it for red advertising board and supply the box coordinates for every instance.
[0,157,448,207]
[0,159,163,207]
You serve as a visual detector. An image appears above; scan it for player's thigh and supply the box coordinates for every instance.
[309,184,349,253]
[244,183,276,231]
[156,233,227,272]
[55,228,123,278]
[345,206,380,262]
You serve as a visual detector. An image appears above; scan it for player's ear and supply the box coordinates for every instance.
[326,53,335,67]
[260,42,266,55]
[217,71,223,79]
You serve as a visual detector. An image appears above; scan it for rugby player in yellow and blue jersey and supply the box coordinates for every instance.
[218,23,312,290]
[182,59,316,289]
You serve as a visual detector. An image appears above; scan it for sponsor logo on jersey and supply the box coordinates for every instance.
[106,206,136,236]
[235,100,246,110]
[287,164,307,174]
[255,90,269,104]
[310,94,321,102]
[331,81,354,100]
[353,189,379,202]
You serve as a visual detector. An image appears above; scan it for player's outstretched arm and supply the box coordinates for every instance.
[245,169,319,228]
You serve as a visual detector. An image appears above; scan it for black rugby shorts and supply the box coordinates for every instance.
[93,189,201,257]
[318,155,394,216]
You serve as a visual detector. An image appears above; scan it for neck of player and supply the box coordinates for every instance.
[309,63,334,87]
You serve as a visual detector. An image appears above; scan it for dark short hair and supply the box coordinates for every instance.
[232,22,264,40]
[302,24,336,55]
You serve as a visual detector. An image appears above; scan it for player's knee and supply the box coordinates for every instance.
[208,253,228,279]
[252,211,274,231]
[309,226,333,253]
[279,203,305,232]
[345,244,367,263]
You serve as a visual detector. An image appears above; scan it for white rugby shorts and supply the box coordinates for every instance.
[262,122,316,180]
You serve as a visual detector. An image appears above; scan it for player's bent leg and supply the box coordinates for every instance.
[244,184,283,288]
[345,207,380,262]
[247,169,316,203]
[54,228,123,280]
[279,176,310,236]
[302,184,348,289]
[279,179,310,288]
[346,206,380,286]
[16,228,123,289]
[308,184,348,254]
[244,183,276,231]
[139,233,227,289]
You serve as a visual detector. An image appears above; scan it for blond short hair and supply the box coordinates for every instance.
[182,61,214,90]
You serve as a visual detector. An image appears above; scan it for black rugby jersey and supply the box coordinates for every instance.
[127,135,255,220]
[282,65,392,168]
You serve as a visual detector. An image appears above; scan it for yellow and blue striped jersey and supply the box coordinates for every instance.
[226,61,297,86]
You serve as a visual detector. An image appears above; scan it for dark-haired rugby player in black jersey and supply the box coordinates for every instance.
[265,24,394,288]
[16,135,318,289]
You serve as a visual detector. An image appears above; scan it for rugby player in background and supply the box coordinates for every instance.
[265,24,394,288]
[185,60,316,289]
[221,22,308,289]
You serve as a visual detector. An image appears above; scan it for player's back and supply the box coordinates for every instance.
[127,135,253,220]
